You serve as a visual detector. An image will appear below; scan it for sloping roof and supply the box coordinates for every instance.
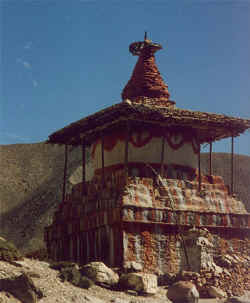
[47,101,250,145]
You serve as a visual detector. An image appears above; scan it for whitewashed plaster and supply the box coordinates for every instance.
[89,131,198,176]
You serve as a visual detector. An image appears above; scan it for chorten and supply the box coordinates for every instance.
[45,35,250,276]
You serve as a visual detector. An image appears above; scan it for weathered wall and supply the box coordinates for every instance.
[45,173,249,272]
[123,223,250,274]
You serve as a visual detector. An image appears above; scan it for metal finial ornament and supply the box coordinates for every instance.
[129,33,163,56]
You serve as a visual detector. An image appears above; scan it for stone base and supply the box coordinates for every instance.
[45,176,250,273]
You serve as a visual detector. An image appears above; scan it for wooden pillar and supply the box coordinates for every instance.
[101,135,105,189]
[209,142,212,175]
[231,135,234,195]
[198,143,201,191]
[160,135,165,177]
[82,140,86,195]
[62,144,68,202]
[124,122,130,178]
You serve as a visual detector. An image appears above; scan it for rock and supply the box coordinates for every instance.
[207,286,227,298]
[123,261,143,273]
[176,270,200,281]
[60,264,81,286]
[119,272,158,295]
[78,276,94,289]
[81,262,119,286]
[81,294,105,303]
[110,298,130,303]
[0,272,41,303]
[0,237,23,262]
[158,272,176,286]
[167,281,199,303]
[215,254,235,268]
[225,297,250,303]
[49,261,78,270]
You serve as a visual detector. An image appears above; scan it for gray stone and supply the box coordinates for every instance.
[158,272,176,286]
[176,270,200,281]
[110,298,130,303]
[0,272,42,303]
[81,262,119,286]
[225,297,250,303]
[207,286,227,298]
[119,272,158,295]
[167,280,199,303]
[60,264,81,286]
[123,261,143,273]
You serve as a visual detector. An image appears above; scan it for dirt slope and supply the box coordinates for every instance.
[0,143,249,253]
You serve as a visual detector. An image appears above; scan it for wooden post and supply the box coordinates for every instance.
[160,136,165,177]
[231,135,234,195]
[209,142,212,175]
[198,143,201,191]
[101,135,105,189]
[82,140,86,195]
[62,144,68,202]
[124,122,130,178]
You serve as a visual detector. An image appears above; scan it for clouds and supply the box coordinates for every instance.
[24,41,32,50]
[17,58,32,70]
[16,57,38,88]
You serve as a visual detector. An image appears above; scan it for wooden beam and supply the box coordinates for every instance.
[231,135,234,195]
[198,143,201,191]
[209,142,212,175]
[82,140,86,195]
[62,144,68,202]
[101,135,105,189]
[124,122,130,178]
[160,136,165,177]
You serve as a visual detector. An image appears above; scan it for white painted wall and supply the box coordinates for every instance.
[89,131,198,179]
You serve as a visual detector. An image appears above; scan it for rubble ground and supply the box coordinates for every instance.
[0,258,249,303]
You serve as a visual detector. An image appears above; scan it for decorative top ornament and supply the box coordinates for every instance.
[122,33,174,107]
[129,32,163,56]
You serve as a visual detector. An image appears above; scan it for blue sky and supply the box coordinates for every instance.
[1,0,250,155]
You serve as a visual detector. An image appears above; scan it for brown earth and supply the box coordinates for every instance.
[0,142,249,254]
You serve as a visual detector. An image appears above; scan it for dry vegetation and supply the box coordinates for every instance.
[0,143,249,254]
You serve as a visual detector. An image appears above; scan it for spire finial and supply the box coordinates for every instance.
[144,31,147,41]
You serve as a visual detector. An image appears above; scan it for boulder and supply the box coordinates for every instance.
[59,264,81,286]
[158,272,176,286]
[176,270,200,281]
[167,280,199,303]
[78,276,94,289]
[119,272,158,295]
[0,237,23,262]
[123,261,143,273]
[81,262,119,286]
[0,272,42,303]
[225,297,250,303]
[207,286,227,298]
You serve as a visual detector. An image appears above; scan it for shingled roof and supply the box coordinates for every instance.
[47,101,250,145]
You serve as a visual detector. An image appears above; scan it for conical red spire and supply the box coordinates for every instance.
[122,34,175,107]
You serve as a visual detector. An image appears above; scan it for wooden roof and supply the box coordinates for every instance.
[47,101,250,145]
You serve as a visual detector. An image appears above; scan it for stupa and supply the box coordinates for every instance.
[45,34,250,275]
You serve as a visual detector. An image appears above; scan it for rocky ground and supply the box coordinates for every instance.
[0,258,249,303]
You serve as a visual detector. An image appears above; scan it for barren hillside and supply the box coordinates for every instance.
[0,143,249,253]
